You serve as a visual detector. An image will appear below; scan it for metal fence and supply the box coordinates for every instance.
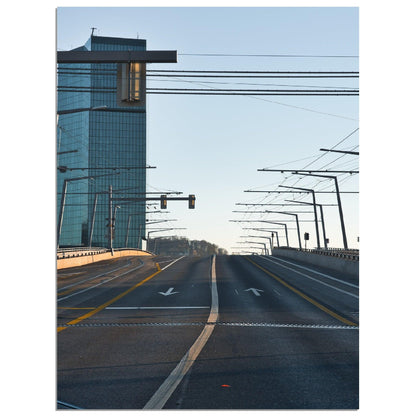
[277,247,359,261]
[57,247,109,259]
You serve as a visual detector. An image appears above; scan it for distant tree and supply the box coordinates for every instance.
[152,236,227,256]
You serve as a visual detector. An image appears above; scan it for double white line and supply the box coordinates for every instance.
[143,255,219,409]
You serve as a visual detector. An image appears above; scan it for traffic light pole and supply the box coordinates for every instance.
[112,194,195,209]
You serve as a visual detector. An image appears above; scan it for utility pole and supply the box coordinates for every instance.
[293,173,349,249]
[285,200,329,249]
[231,220,291,247]
[240,235,273,252]
[265,212,302,249]
[279,185,321,249]
[89,193,99,247]
[242,228,282,248]
[57,172,119,248]
[108,185,113,252]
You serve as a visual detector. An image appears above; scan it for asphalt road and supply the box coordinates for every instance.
[57,254,358,409]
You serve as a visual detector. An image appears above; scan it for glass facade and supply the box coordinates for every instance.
[57,36,147,248]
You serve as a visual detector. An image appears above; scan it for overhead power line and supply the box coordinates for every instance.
[147,70,358,74]
[148,88,358,93]
[146,74,358,79]
[57,88,358,96]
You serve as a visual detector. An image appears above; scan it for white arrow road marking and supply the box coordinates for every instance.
[158,287,179,296]
[244,288,264,296]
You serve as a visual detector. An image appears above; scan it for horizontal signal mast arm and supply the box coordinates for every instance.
[57,50,177,64]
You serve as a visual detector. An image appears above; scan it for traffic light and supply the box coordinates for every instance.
[304,232,310,241]
[188,194,195,209]
[160,194,167,209]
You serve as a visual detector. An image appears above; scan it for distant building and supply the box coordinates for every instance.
[57,35,147,248]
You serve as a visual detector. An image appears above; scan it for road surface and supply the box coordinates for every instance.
[57,254,358,409]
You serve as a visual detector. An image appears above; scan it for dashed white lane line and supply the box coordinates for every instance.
[143,255,219,409]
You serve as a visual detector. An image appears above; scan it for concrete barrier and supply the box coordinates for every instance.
[57,249,153,270]
[271,248,359,279]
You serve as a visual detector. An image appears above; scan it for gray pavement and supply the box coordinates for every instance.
[57,254,358,409]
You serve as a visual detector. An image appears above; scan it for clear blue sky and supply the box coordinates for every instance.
[57,6,359,252]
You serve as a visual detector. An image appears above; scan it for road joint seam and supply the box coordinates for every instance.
[59,321,358,330]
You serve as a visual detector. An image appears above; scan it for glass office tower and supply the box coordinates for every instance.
[57,35,147,248]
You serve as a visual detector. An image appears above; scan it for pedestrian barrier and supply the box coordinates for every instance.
[277,247,359,261]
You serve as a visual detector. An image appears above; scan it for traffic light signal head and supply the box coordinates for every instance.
[188,194,195,209]
[160,195,167,209]
[304,232,310,241]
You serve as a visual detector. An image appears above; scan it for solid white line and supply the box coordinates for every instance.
[263,255,359,289]
[143,255,219,409]
[58,261,138,292]
[161,256,186,270]
[58,256,185,303]
[106,306,210,310]
[260,256,359,299]
[57,262,146,302]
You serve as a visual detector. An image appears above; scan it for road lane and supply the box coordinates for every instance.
[164,255,358,409]
[57,254,359,409]
[250,255,359,325]
[57,255,214,409]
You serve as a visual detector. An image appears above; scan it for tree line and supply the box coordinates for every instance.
[148,236,228,256]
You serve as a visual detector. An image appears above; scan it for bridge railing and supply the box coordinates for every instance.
[276,247,359,261]
[57,247,109,259]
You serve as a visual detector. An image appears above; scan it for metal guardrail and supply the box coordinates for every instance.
[57,247,109,259]
[277,247,359,261]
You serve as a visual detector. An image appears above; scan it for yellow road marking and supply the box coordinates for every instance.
[57,266,162,333]
[156,262,161,271]
[245,256,358,327]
